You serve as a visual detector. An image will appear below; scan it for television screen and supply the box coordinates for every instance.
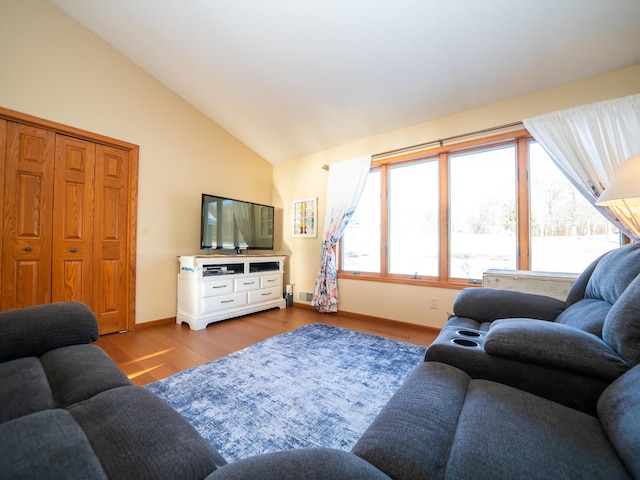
[200,194,274,251]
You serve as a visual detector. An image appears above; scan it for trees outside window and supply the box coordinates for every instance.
[529,141,618,272]
[388,160,439,277]
[340,131,619,286]
[449,146,516,279]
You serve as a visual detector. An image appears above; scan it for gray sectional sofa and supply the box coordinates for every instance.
[211,361,640,479]
[0,302,226,479]
[3,285,639,479]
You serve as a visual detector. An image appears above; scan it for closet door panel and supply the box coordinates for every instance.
[94,145,129,334]
[1,123,55,309]
[52,135,95,306]
[0,120,5,305]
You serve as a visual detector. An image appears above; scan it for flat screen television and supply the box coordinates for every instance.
[200,194,274,253]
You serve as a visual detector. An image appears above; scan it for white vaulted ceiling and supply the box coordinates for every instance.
[50,0,640,164]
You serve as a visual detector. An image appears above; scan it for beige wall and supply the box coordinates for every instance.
[274,64,640,329]
[0,0,274,325]
[2,0,639,330]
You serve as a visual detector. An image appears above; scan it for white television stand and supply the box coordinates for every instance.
[177,254,286,330]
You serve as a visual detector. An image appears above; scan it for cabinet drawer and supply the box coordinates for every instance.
[235,276,259,292]
[248,286,282,305]
[260,274,282,289]
[202,292,247,313]
[200,278,234,297]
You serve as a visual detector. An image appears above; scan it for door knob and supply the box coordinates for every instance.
[24,246,32,251]
[70,248,78,253]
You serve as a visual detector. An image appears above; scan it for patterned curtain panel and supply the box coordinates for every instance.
[524,93,640,239]
[312,155,371,313]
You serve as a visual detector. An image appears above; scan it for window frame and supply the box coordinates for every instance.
[338,129,537,288]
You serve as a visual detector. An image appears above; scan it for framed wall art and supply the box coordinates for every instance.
[292,197,317,238]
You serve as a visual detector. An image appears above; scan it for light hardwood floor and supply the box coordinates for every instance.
[95,306,439,386]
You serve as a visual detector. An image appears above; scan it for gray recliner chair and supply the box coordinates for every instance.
[425,241,640,414]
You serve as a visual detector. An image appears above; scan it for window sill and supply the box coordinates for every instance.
[337,272,481,290]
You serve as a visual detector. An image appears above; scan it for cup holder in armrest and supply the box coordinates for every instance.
[456,329,482,338]
[451,338,480,347]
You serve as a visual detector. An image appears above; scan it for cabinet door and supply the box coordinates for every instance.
[94,145,129,334]
[1,123,55,309]
[52,135,95,307]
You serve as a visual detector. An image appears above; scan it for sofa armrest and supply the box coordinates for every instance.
[453,288,566,322]
[485,318,630,380]
[0,302,99,362]
[205,448,391,480]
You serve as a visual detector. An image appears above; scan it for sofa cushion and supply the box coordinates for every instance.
[0,357,54,424]
[554,298,612,336]
[602,275,640,365]
[564,252,603,306]
[69,385,226,480]
[584,242,640,305]
[41,344,131,408]
[598,364,640,478]
[354,362,630,480]
[446,378,629,480]
[0,409,107,479]
[0,302,98,362]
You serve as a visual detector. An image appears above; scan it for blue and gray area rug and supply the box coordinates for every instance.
[146,323,426,461]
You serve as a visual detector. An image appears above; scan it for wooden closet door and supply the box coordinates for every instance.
[94,144,129,334]
[0,120,5,299]
[1,123,55,309]
[52,135,95,307]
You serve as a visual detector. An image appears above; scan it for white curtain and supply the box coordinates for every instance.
[523,93,640,239]
[311,155,371,313]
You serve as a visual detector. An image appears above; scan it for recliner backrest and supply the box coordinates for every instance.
[555,242,640,337]
[564,252,605,307]
[602,274,640,366]
[584,242,640,304]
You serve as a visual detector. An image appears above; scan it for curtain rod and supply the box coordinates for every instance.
[321,121,524,170]
[373,121,524,160]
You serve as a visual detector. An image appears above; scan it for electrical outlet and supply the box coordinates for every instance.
[430,297,438,309]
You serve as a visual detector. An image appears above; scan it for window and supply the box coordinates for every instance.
[340,130,619,286]
[528,141,619,272]
[449,146,516,279]
[342,170,381,273]
[388,160,439,276]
